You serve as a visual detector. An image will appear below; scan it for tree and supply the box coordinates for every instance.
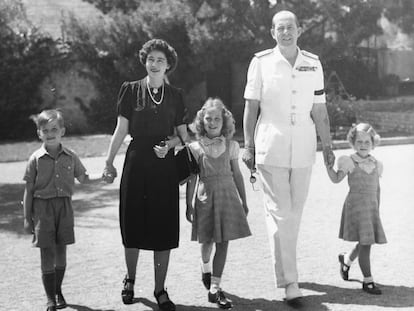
[384,0,414,34]
[0,0,63,140]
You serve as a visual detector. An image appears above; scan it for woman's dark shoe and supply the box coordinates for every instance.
[202,272,211,290]
[56,293,67,309]
[46,306,57,311]
[121,276,135,304]
[208,290,232,309]
[362,282,382,295]
[338,253,350,281]
[154,289,176,311]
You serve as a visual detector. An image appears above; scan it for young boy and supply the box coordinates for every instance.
[23,109,102,311]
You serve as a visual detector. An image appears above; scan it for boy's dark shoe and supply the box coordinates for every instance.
[338,253,350,281]
[208,290,232,309]
[56,293,67,309]
[202,272,211,290]
[46,306,57,311]
[363,282,382,295]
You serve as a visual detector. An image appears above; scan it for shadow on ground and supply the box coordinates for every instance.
[0,182,119,234]
[129,296,287,311]
[300,282,414,310]
[67,305,115,311]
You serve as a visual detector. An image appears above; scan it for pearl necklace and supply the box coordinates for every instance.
[147,79,164,105]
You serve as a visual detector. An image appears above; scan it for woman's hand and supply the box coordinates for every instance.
[102,162,117,183]
[153,141,169,158]
[186,205,194,223]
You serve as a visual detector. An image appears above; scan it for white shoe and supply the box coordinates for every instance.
[285,282,303,301]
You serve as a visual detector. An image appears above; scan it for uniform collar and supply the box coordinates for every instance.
[351,153,376,163]
[200,135,225,146]
[273,46,302,66]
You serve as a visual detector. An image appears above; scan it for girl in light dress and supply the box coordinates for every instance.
[326,123,387,295]
[186,98,251,309]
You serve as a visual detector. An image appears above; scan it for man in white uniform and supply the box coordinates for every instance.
[242,10,335,303]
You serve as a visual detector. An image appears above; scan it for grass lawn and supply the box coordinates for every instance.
[0,134,130,163]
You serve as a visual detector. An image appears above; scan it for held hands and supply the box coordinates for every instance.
[102,163,117,183]
[242,147,255,171]
[24,217,34,234]
[323,146,335,168]
[186,204,194,223]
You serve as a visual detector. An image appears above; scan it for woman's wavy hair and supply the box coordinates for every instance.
[347,123,381,148]
[191,97,236,139]
[138,39,178,74]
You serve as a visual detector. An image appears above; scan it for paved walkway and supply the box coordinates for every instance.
[1,144,414,311]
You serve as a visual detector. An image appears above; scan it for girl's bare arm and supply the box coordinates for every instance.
[231,159,248,215]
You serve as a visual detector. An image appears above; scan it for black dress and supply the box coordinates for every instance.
[117,78,186,250]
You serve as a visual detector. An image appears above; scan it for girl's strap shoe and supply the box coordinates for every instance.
[208,289,233,309]
[362,282,382,295]
[338,253,350,281]
[202,272,211,290]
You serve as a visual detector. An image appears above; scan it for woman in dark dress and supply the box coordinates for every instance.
[102,39,187,311]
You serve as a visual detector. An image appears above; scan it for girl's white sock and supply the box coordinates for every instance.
[344,253,353,267]
[363,276,374,283]
[210,276,221,294]
[200,258,212,273]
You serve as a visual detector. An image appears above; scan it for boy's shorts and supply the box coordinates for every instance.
[32,197,75,248]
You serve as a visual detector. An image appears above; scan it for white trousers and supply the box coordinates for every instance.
[257,165,313,288]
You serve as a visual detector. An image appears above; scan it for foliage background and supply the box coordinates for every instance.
[1,0,413,141]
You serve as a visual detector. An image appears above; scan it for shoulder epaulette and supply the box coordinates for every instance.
[254,49,273,58]
[301,50,319,60]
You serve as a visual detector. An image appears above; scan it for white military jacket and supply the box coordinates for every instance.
[244,46,326,168]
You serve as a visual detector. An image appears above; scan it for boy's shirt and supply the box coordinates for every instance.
[23,144,86,199]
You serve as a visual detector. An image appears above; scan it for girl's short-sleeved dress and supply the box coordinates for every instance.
[338,154,387,245]
[189,137,251,243]
[117,78,186,250]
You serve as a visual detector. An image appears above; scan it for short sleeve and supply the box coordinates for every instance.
[244,56,262,101]
[337,155,354,174]
[229,140,240,160]
[188,141,202,162]
[377,160,383,177]
[313,60,326,104]
[117,82,133,120]
[174,88,187,126]
[72,153,87,178]
[23,154,37,183]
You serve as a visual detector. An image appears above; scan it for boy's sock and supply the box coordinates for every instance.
[201,258,212,274]
[55,266,66,295]
[209,276,221,294]
[42,271,56,307]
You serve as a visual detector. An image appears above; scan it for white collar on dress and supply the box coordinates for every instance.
[200,135,225,146]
